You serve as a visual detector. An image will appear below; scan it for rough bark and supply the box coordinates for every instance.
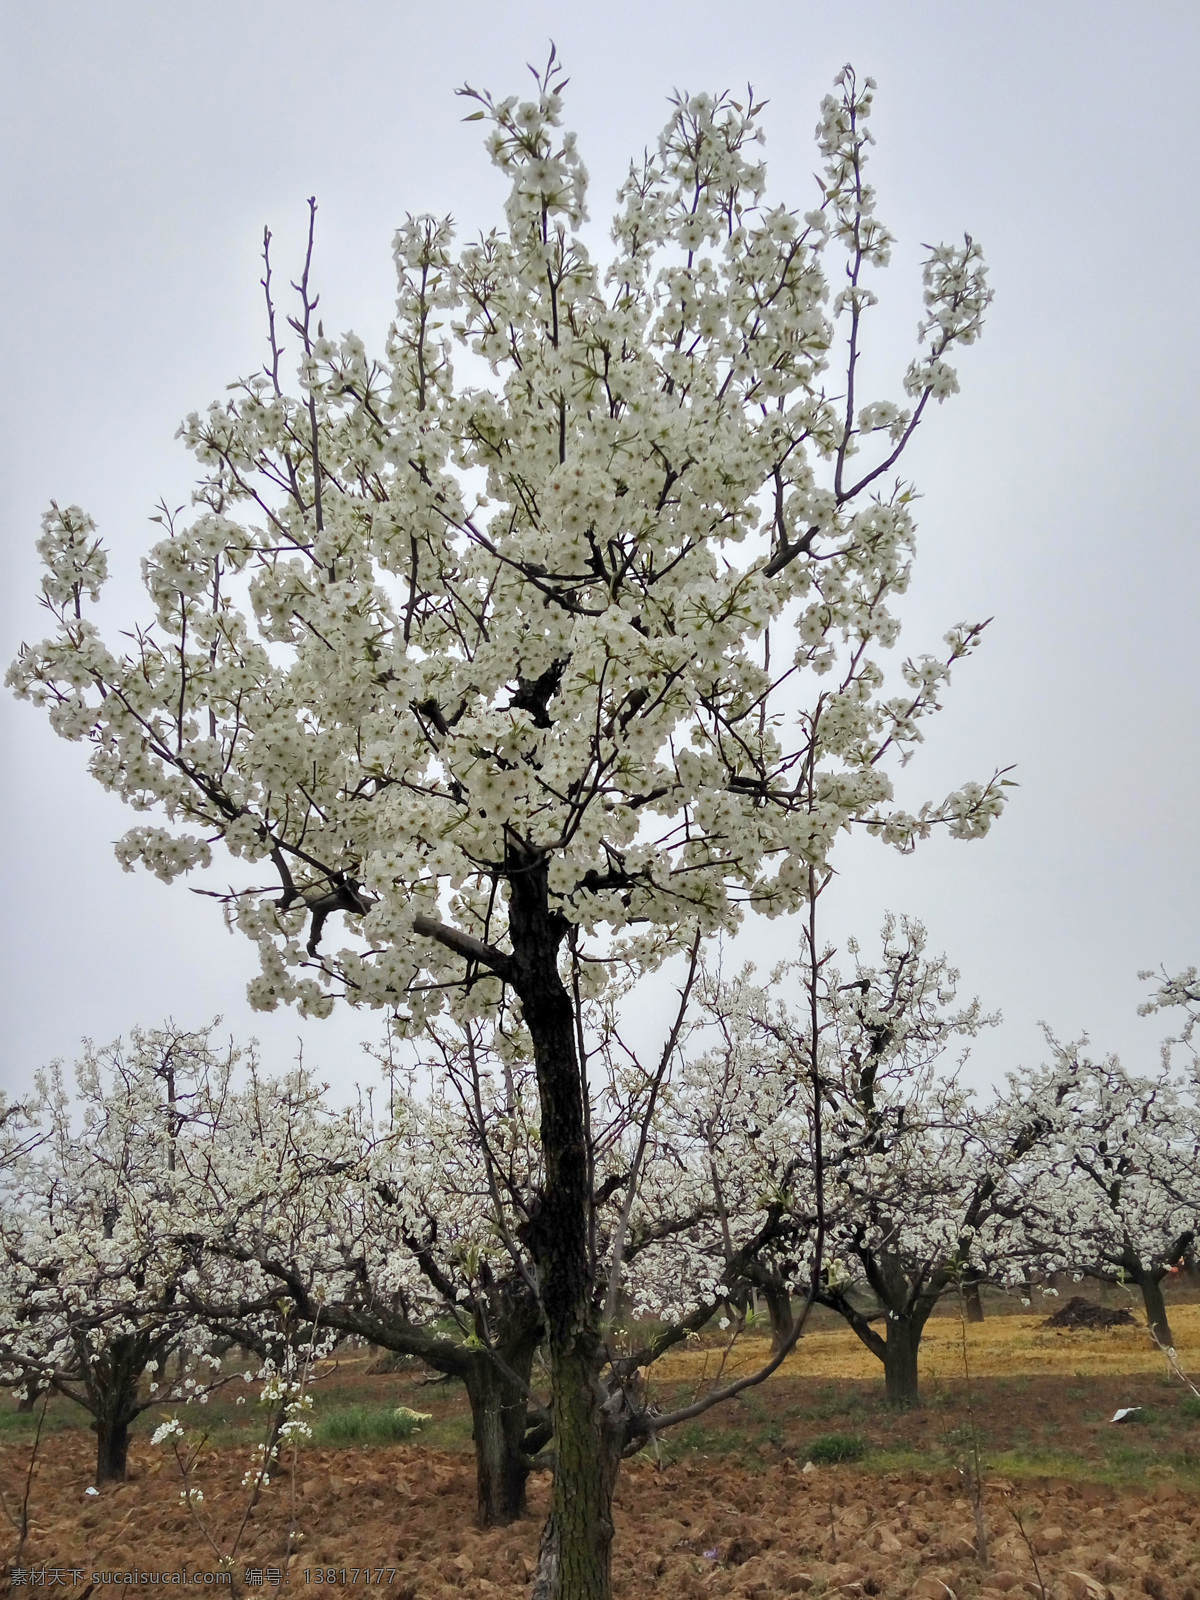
[531,1342,623,1600]
[963,1277,985,1323]
[93,1406,133,1484]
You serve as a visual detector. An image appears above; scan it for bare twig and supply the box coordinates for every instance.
[1007,1499,1047,1600]
[954,1279,989,1567]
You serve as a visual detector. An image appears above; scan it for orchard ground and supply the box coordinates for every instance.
[4,1288,1200,1598]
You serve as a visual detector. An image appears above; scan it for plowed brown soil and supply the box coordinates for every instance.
[5,1296,1199,1597]
[3,1432,1199,1600]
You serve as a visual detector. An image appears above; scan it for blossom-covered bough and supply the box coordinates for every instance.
[9,54,1001,1600]
[0,1025,245,1483]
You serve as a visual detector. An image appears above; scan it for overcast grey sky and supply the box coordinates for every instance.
[2,1,1198,1102]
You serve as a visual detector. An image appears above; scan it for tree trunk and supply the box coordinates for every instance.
[464,1334,539,1526]
[93,1409,132,1484]
[883,1316,923,1408]
[963,1277,985,1323]
[82,1331,151,1486]
[509,856,619,1600]
[532,1340,622,1600]
[763,1285,796,1355]
[1136,1271,1174,1351]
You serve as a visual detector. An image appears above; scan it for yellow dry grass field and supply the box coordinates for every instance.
[650,1303,1200,1384]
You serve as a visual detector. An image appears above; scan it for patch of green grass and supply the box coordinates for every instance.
[0,1404,86,1436]
[671,1422,742,1456]
[807,1432,868,1464]
[1180,1395,1200,1420]
[419,1412,474,1452]
[739,1394,768,1425]
[312,1404,430,1446]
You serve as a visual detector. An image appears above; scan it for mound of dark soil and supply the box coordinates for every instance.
[1042,1295,1136,1330]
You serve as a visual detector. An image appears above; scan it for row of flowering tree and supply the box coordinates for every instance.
[688,927,1200,1406]
[6,945,1196,1513]
[8,47,1011,1599]
[0,989,823,1508]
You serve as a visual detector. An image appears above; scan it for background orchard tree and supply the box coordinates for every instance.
[8,57,1001,1599]
[697,915,1056,1407]
[1141,966,1200,1286]
[0,1024,239,1483]
[172,1034,552,1528]
[181,958,817,1529]
[661,959,825,1356]
[1009,1035,1198,1351]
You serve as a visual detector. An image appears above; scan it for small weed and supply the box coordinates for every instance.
[1180,1396,1200,1420]
[807,1432,868,1464]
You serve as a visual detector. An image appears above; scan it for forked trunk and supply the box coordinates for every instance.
[1135,1271,1174,1351]
[883,1315,923,1408]
[82,1331,156,1486]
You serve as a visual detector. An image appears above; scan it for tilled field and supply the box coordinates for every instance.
[5,1300,1200,1597]
[2,1433,1199,1600]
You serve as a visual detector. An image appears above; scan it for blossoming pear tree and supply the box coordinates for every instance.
[1005,1031,1198,1350]
[688,915,1045,1407]
[8,54,1002,1598]
[169,1033,553,1527]
[0,1025,241,1483]
[180,960,813,1528]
